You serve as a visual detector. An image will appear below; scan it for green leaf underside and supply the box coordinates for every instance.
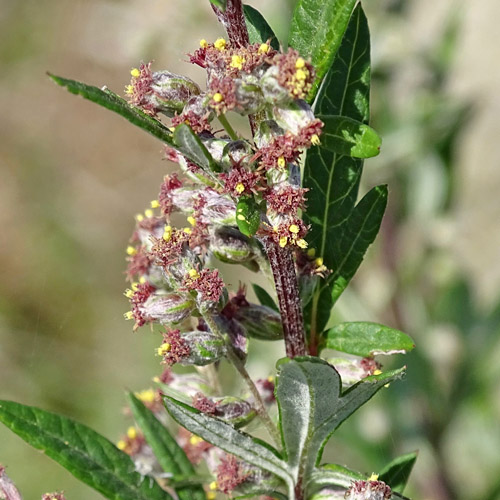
[173,124,219,173]
[244,5,280,50]
[163,397,294,492]
[0,400,172,500]
[303,5,380,333]
[236,197,261,236]
[316,115,381,158]
[379,451,418,494]
[48,74,175,146]
[288,0,358,101]
[127,394,206,500]
[322,322,415,356]
[252,283,279,312]
[275,358,405,482]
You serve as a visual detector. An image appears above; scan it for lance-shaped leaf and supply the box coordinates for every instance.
[316,115,381,159]
[288,0,358,101]
[163,396,294,493]
[275,358,405,481]
[244,5,280,50]
[0,400,172,500]
[173,124,220,173]
[303,5,375,332]
[236,196,262,236]
[252,283,279,312]
[379,451,418,494]
[127,393,206,500]
[321,322,415,356]
[49,74,175,146]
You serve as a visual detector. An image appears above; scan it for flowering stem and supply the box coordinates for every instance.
[210,0,249,48]
[202,312,281,447]
[218,113,239,141]
[262,238,307,358]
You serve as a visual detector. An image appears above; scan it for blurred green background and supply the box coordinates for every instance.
[1,0,500,498]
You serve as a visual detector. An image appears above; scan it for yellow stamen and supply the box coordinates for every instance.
[373,369,382,376]
[190,435,203,446]
[188,268,200,279]
[295,68,307,81]
[135,214,144,222]
[163,225,173,241]
[315,257,324,267]
[209,481,218,491]
[126,246,137,256]
[117,440,127,450]
[307,248,316,258]
[369,473,379,481]
[125,85,134,95]
[206,492,216,500]
[138,276,146,284]
[187,216,196,226]
[150,199,160,208]
[230,54,245,70]
[130,68,141,78]
[157,342,171,356]
[144,208,153,218]
[277,156,286,168]
[199,39,208,48]
[124,289,134,299]
[296,238,308,249]
[311,134,321,146]
[213,92,224,103]
[267,376,274,382]
[183,227,192,234]
[295,57,305,69]
[258,43,270,54]
[235,183,245,194]
[131,282,139,291]
[279,236,288,247]
[289,224,300,234]
[135,389,156,403]
[124,311,134,320]
[214,38,226,50]
[127,427,137,439]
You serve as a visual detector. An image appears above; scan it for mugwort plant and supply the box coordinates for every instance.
[0,1,417,499]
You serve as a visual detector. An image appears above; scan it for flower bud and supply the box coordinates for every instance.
[260,64,291,105]
[179,329,226,366]
[194,395,256,428]
[233,74,265,115]
[345,480,392,500]
[210,226,255,264]
[140,292,195,325]
[235,304,283,341]
[273,99,316,135]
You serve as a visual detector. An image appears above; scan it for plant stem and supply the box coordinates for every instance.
[218,113,239,141]
[210,0,249,48]
[262,237,307,358]
[202,311,281,447]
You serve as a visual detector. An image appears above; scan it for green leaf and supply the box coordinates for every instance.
[173,124,219,173]
[252,283,279,312]
[236,197,261,236]
[48,74,175,147]
[243,5,280,50]
[321,322,416,356]
[163,396,294,494]
[0,400,172,500]
[316,115,381,158]
[209,0,226,11]
[379,451,418,494]
[275,358,405,480]
[303,5,375,333]
[127,393,206,500]
[307,463,364,493]
[288,0,358,101]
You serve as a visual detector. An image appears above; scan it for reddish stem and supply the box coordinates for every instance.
[210,0,249,48]
[263,238,307,358]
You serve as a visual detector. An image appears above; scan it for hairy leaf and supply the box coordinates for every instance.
[127,393,206,500]
[244,5,280,50]
[252,283,279,312]
[321,322,415,356]
[379,451,418,494]
[303,5,375,333]
[316,115,381,158]
[173,124,219,173]
[0,400,172,500]
[288,0,358,101]
[49,74,175,146]
[275,358,405,479]
[163,396,294,493]
[307,463,364,494]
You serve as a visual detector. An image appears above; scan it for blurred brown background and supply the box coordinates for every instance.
[1,0,500,498]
